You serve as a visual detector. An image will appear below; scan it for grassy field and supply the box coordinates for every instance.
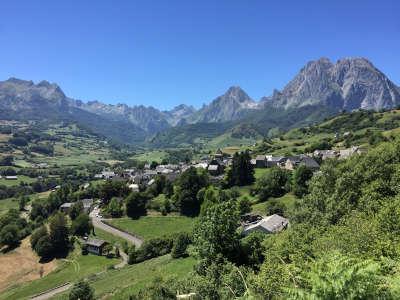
[53,255,196,300]
[132,150,168,163]
[91,227,131,247]
[0,191,51,216]
[0,198,18,215]
[108,216,195,240]
[206,133,257,150]
[254,168,269,180]
[0,248,120,300]
[0,175,36,187]
[251,193,297,215]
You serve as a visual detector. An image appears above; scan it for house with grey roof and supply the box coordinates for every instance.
[60,202,73,213]
[313,149,339,160]
[283,155,319,170]
[82,198,94,213]
[242,214,289,236]
[267,156,286,167]
[85,238,108,255]
[255,155,267,168]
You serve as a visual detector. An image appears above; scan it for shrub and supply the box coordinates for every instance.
[69,280,95,300]
[171,233,191,258]
[125,192,147,219]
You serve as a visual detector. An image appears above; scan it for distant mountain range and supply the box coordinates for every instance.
[1,57,399,145]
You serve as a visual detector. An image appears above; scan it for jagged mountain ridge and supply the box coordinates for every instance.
[264,57,400,110]
[1,57,399,145]
[75,101,171,133]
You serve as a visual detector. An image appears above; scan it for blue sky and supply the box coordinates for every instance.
[0,0,399,110]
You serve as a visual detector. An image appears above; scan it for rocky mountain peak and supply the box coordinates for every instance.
[270,57,400,110]
[223,86,252,103]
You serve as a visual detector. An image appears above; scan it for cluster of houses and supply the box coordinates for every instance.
[313,146,364,160]
[252,146,364,171]
[59,198,94,214]
[252,154,320,171]
[94,149,232,189]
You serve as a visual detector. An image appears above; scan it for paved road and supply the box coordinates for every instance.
[90,208,143,247]
[30,283,72,300]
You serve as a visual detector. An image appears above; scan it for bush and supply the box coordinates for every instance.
[107,197,123,218]
[0,155,13,166]
[171,233,191,258]
[9,137,28,147]
[130,236,174,263]
[128,245,137,264]
[256,168,290,201]
[125,192,147,219]
[69,280,95,300]
[81,243,88,255]
[30,225,48,250]
[71,214,93,237]
[0,224,20,247]
[265,199,286,216]
[35,235,53,259]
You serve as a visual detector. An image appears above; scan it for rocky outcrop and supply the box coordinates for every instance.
[265,57,400,110]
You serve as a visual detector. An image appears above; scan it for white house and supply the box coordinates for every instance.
[242,214,289,236]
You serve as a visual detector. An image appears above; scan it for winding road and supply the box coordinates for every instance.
[90,208,143,247]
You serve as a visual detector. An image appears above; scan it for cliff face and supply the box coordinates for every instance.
[265,57,400,110]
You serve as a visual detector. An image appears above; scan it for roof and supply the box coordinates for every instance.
[60,202,73,208]
[86,238,107,247]
[195,163,208,169]
[268,156,286,162]
[243,214,289,234]
[102,171,115,176]
[208,165,219,171]
[128,183,139,190]
[300,156,320,169]
[286,156,301,163]
[256,155,266,161]
[82,198,94,207]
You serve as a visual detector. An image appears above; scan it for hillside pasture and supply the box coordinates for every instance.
[108,216,195,240]
[52,255,196,300]
[0,238,57,293]
[0,247,120,300]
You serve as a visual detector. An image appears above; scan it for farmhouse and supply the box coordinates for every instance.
[255,155,267,168]
[82,198,94,213]
[313,149,338,160]
[60,202,73,213]
[214,148,224,161]
[94,171,116,180]
[283,155,319,170]
[85,238,108,255]
[207,159,224,176]
[339,146,362,159]
[242,214,289,236]
[267,156,286,167]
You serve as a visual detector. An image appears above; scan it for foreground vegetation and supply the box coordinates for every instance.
[4,109,400,299]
